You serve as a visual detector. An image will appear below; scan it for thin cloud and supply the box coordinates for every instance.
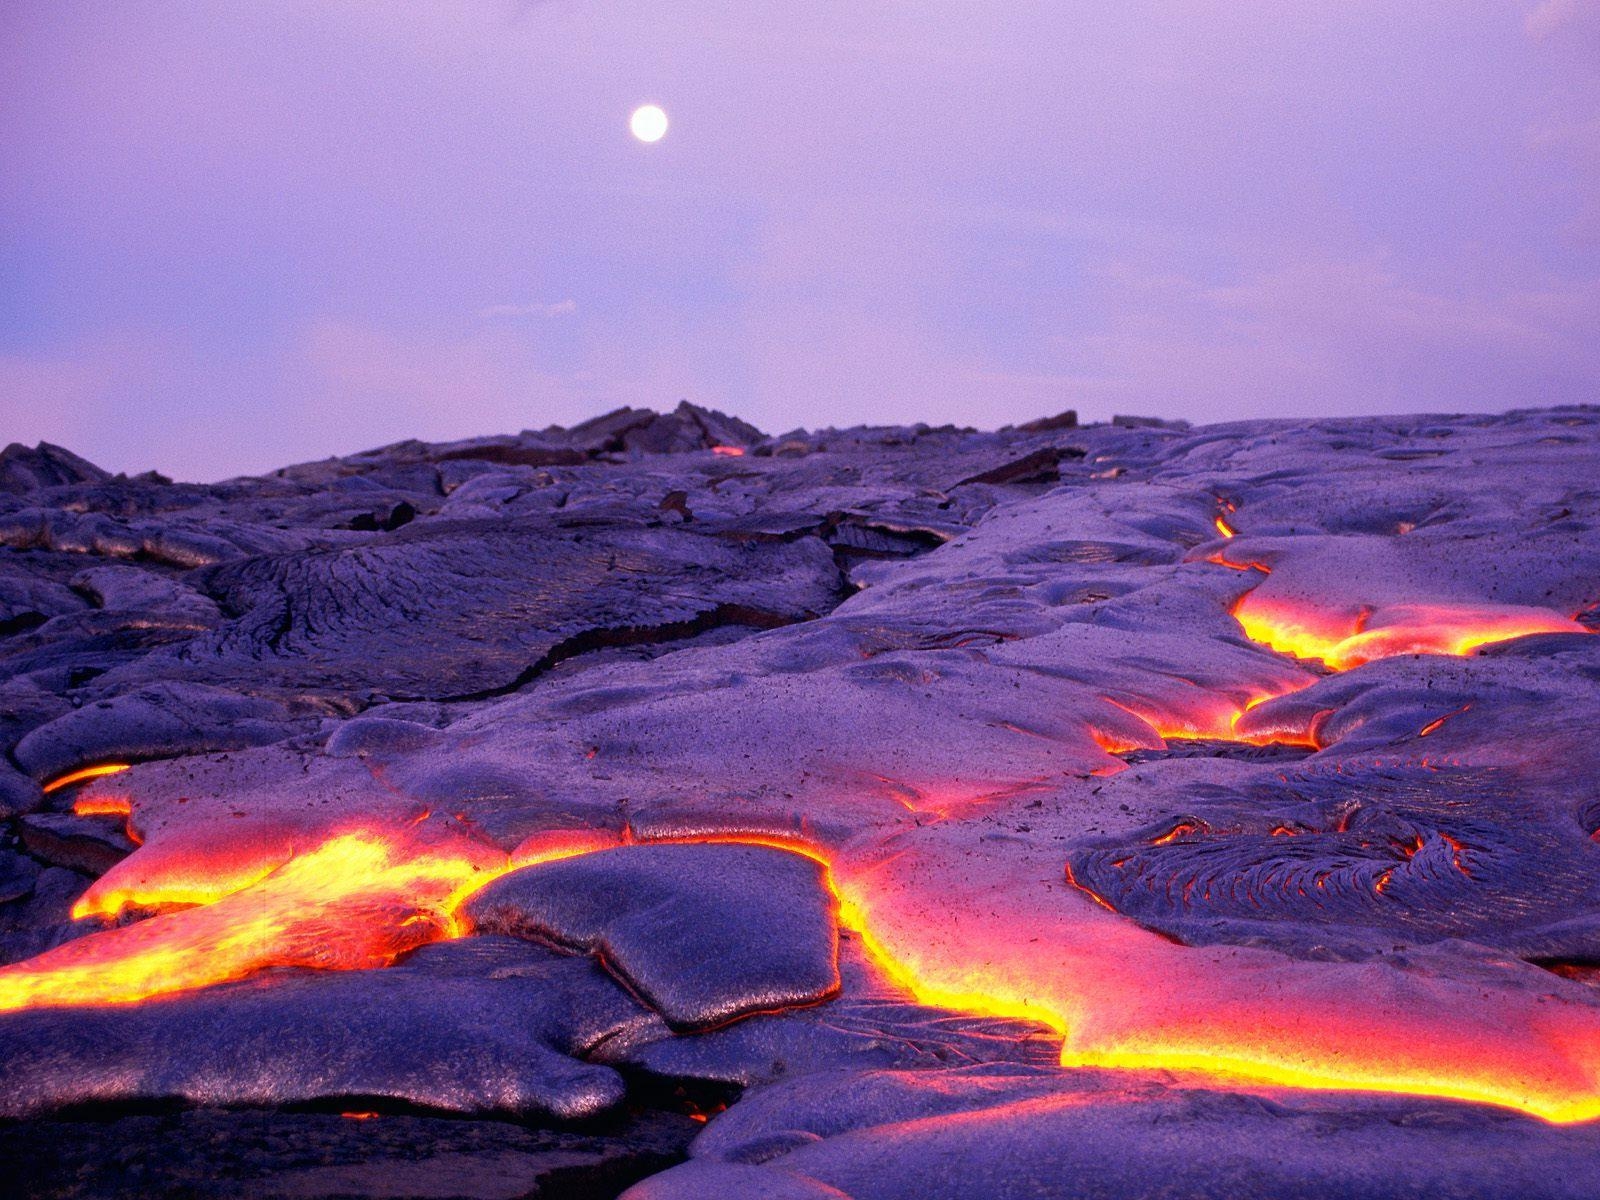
[1527,0,1600,47]
[477,299,578,320]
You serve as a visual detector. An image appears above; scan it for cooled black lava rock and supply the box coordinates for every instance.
[13,682,321,783]
[0,937,661,1121]
[626,1066,1600,1200]
[0,443,112,495]
[0,1107,700,1200]
[467,843,841,1031]
[0,765,44,819]
[17,812,136,876]
[1066,762,1600,960]
[132,519,843,699]
[0,865,95,966]
[0,848,40,904]
[611,933,1059,1088]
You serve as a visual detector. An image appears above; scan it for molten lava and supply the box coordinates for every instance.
[1101,690,1317,750]
[830,848,1600,1125]
[1419,704,1472,738]
[0,828,508,1011]
[5,813,1600,1126]
[1233,596,1585,670]
[71,796,134,818]
[41,763,132,794]
[0,819,636,1012]
[70,822,300,920]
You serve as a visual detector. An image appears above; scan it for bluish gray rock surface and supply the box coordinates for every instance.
[3,404,1600,1197]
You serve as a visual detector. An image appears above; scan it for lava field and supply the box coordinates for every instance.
[3,401,1600,1198]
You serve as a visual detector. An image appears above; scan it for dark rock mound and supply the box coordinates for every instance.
[467,843,840,1031]
[0,443,112,495]
[14,682,321,783]
[0,1107,699,1200]
[1066,764,1600,960]
[0,937,657,1121]
[139,520,842,699]
[626,1066,1600,1200]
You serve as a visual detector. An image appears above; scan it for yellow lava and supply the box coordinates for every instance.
[4,825,1600,1125]
[1233,598,1585,671]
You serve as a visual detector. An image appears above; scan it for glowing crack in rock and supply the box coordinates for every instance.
[40,763,133,795]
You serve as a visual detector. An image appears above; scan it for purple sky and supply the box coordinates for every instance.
[3,1,1599,481]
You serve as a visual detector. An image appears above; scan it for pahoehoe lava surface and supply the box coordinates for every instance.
[3,404,1600,1198]
[1065,762,1600,959]
[465,842,841,1031]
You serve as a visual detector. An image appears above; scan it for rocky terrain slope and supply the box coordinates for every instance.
[2,401,1600,1198]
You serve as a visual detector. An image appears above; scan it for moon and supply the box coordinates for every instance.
[629,104,668,143]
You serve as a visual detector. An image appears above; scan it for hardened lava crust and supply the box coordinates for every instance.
[4,401,1600,1198]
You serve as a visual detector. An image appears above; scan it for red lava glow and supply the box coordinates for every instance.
[1204,510,1585,667]
[70,823,299,920]
[1233,595,1585,670]
[41,763,133,794]
[711,445,746,457]
[1205,552,1263,572]
[69,794,144,847]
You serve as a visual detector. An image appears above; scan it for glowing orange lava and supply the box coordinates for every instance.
[68,794,144,847]
[1419,704,1471,738]
[1233,596,1585,670]
[1102,691,1317,750]
[830,848,1600,1124]
[41,763,132,794]
[1204,505,1586,668]
[6,812,1600,1125]
[70,822,299,920]
[0,820,632,1011]
[0,829,509,1011]
[71,796,133,818]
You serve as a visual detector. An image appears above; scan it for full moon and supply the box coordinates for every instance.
[629,104,669,143]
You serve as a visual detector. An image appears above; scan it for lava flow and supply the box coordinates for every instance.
[0,827,507,1012]
[0,813,631,1013]
[1233,596,1586,670]
[7,811,1600,1127]
[0,513,1595,1124]
[829,845,1600,1125]
[1099,689,1317,750]
[1205,507,1587,669]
